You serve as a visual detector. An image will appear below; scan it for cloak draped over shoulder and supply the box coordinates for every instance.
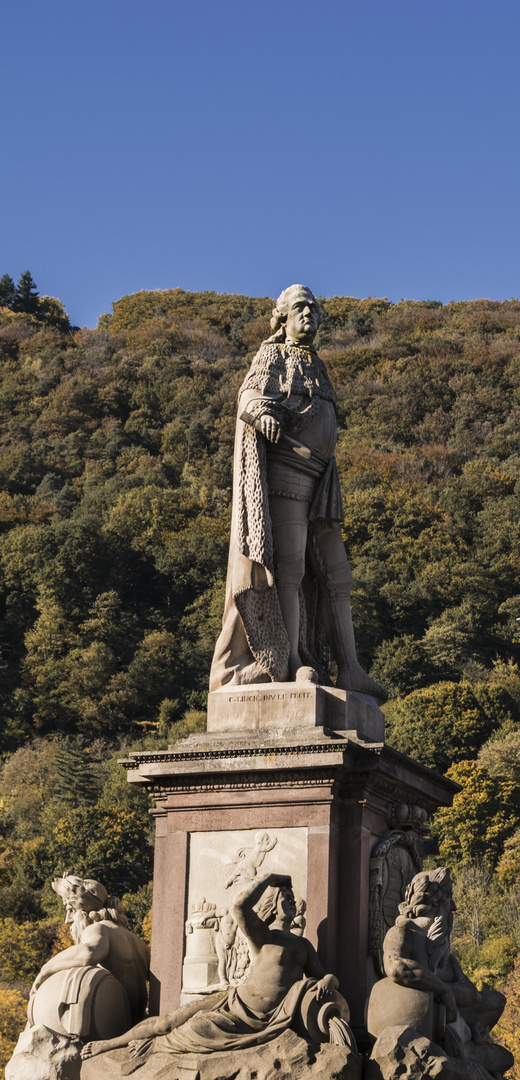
[209,339,343,691]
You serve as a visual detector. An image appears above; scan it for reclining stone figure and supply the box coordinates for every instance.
[28,875,150,1041]
[367,867,513,1078]
[81,872,356,1064]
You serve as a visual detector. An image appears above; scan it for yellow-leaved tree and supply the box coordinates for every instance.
[432,761,520,866]
[494,951,520,1077]
[0,986,28,1077]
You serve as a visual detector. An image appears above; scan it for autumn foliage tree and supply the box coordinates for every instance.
[0,987,28,1076]
[432,761,520,867]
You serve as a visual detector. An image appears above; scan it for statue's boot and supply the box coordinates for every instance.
[321,599,388,703]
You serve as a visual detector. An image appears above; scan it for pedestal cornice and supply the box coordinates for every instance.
[120,731,459,818]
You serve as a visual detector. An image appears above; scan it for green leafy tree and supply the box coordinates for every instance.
[52,737,98,807]
[495,830,520,893]
[1,288,520,752]
[348,308,374,337]
[385,682,496,773]
[0,985,29,1074]
[0,738,58,840]
[29,803,154,897]
[452,862,492,946]
[0,916,61,983]
[478,728,520,783]
[370,634,430,697]
[121,881,153,937]
[126,630,179,721]
[493,952,520,1074]
[453,934,517,992]
[37,295,71,332]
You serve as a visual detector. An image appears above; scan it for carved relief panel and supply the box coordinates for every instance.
[183,827,307,996]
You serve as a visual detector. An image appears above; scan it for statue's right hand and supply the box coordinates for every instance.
[264,873,292,887]
[258,415,281,443]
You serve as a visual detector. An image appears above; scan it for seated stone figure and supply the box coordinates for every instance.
[82,872,355,1063]
[367,867,513,1078]
[28,875,150,1041]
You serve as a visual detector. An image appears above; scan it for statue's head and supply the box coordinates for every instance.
[52,875,128,940]
[398,868,455,972]
[256,883,297,926]
[52,875,109,915]
[398,868,454,923]
[270,285,320,345]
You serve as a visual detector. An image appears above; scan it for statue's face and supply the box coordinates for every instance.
[285,290,319,345]
[277,886,297,923]
[69,908,92,944]
[64,899,77,924]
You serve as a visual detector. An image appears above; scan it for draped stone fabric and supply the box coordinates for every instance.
[121,978,324,1072]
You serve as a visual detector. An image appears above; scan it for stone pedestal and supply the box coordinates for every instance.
[121,717,457,1040]
[207,681,385,742]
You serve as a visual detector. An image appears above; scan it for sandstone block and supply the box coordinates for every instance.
[6,1025,82,1080]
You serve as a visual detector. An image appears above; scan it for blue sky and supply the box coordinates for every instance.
[2,0,520,327]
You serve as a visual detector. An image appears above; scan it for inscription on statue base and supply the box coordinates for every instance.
[207,681,384,743]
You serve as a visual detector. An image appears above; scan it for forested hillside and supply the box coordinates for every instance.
[1,286,520,1069]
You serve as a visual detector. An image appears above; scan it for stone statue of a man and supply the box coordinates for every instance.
[27,875,150,1039]
[210,284,386,700]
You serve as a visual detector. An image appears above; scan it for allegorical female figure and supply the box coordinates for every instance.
[209,284,386,700]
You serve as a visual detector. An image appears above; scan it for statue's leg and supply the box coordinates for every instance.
[81,1015,172,1058]
[81,995,224,1060]
[270,495,314,680]
[309,521,387,701]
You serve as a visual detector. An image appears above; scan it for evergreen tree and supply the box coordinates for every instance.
[52,737,98,807]
[14,270,39,315]
[0,273,16,309]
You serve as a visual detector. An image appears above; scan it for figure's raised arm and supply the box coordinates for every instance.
[232,873,292,954]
